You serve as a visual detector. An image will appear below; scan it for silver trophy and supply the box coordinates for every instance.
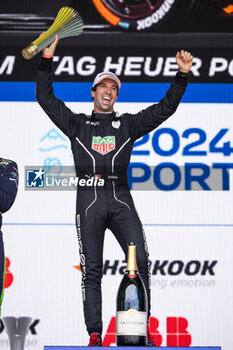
[2,317,32,350]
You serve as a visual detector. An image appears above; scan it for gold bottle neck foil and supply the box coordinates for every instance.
[126,244,138,273]
[22,43,39,60]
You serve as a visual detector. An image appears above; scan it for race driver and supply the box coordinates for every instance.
[0,158,18,315]
[36,35,193,346]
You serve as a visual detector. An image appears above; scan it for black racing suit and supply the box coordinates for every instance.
[0,158,18,314]
[36,57,188,335]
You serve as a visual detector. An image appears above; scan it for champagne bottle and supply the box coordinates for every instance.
[116,242,148,346]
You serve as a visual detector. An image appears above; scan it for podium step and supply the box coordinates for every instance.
[44,347,221,349]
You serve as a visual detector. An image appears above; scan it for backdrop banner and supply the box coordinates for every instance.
[0,98,232,349]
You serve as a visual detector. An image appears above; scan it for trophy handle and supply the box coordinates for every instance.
[22,44,39,60]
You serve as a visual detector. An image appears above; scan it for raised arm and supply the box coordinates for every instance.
[126,50,193,140]
[36,35,79,139]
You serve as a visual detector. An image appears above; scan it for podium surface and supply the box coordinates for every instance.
[44,347,221,349]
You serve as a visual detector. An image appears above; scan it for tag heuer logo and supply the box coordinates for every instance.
[92,136,115,155]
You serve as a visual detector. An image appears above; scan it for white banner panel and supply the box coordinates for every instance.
[1,102,233,224]
[0,224,232,348]
[0,101,233,349]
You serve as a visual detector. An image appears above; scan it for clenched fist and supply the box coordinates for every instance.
[176,50,193,73]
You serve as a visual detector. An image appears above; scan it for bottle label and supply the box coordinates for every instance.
[117,309,147,336]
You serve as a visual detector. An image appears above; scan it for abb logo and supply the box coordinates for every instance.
[103,316,192,347]
[4,257,13,288]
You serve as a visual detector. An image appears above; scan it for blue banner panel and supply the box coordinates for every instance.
[44,347,221,350]
[0,82,232,103]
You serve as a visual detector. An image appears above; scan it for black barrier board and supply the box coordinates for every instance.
[0,45,233,84]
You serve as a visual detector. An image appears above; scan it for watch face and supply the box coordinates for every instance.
[97,0,163,19]
[91,0,181,30]
[89,0,233,32]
